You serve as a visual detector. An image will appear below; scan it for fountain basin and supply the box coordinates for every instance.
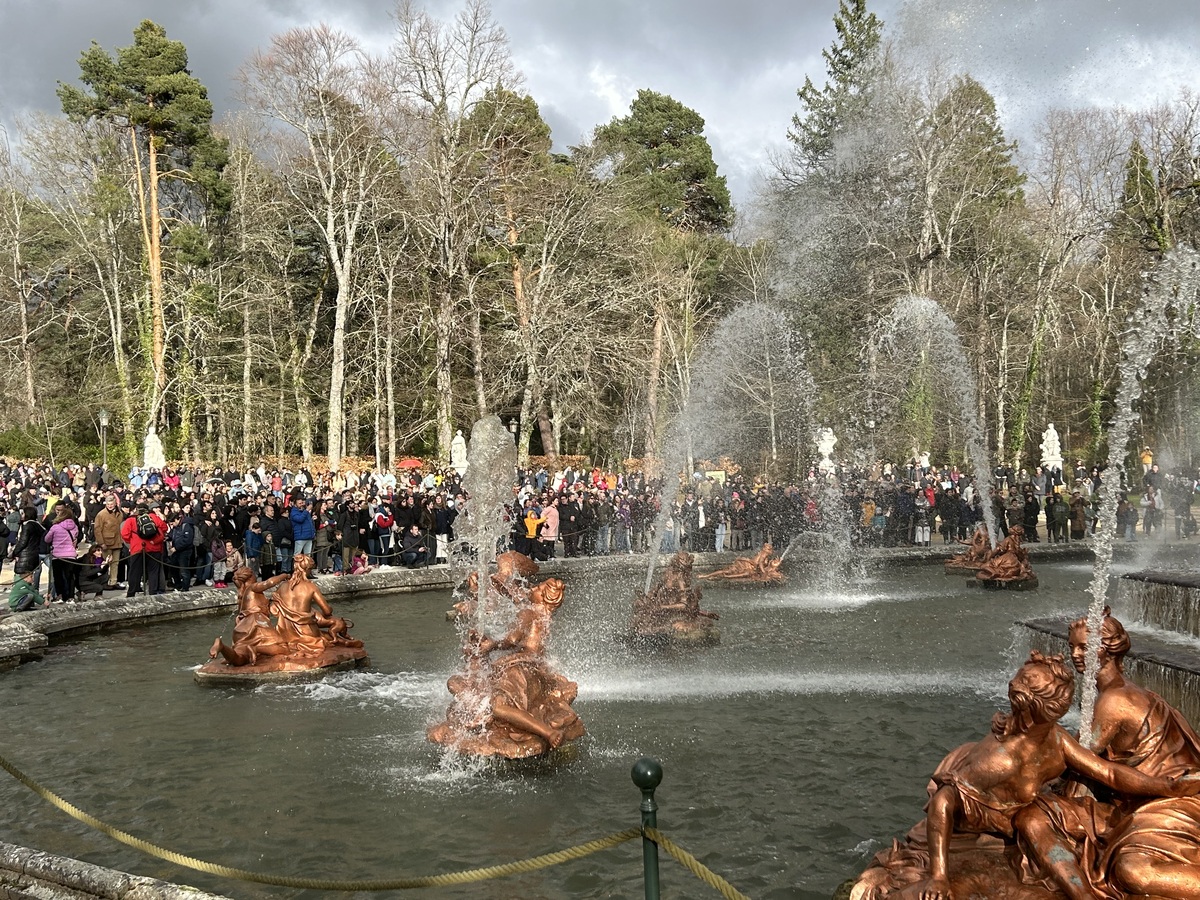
[0,558,1105,899]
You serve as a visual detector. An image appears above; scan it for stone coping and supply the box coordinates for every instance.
[0,840,231,900]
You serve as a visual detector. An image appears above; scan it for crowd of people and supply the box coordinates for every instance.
[2,448,1196,612]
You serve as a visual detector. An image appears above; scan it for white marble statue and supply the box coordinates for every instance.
[1040,422,1064,471]
[450,429,469,471]
[816,427,838,475]
[142,425,165,470]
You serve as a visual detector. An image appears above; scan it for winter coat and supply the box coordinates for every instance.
[289,507,316,542]
[46,518,80,560]
[93,507,125,551]
[120,512,166,554]
[10,520,45,574]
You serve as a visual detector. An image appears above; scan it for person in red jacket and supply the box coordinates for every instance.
[120,503,167,597]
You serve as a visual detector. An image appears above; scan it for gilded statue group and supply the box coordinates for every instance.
[700,542,785,584]
[946,525,1037,588]
[630,551,721,644]
[428,551,585,758]
[200,553,364,678]
[853,609,1200,900]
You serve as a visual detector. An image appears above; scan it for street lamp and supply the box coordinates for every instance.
[99,409,110,470]
[508,418,518,445]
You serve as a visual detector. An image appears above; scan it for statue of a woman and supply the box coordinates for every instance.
[142,425,166,470]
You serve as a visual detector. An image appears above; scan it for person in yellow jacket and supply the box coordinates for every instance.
[519,503,547,557]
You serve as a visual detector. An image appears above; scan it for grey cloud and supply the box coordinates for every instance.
[4,0,1199,208]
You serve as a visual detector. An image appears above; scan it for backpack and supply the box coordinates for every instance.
[38,525,52,555]
[169,520,193,549]
[136,513,159,540]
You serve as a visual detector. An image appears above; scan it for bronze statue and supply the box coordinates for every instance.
[975,525,1037,589]
[851,646,1200,900]
[208,569,294,666]
[1013,609,1200,899]
[944,528,992,574]
[699,543,785,584]
[196,555,366,683]
[271,554,363,653]
[631,551,720,645]
[429,553,585,759]
[448,551,539,621]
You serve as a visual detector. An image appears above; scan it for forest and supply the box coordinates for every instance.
[1,0,1198,476]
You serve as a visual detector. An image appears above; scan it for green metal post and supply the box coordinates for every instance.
[632,757,663,900]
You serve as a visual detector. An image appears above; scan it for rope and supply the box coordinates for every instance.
[0,746,640,890]
[643,826,752,900]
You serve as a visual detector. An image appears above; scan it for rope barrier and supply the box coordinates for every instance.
[0,746,640,891]
[643,826,752,900]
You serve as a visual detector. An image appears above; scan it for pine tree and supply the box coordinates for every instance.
[1119,139,1169,252]
[787,0,884,175]
[58,20,229,414]
[595,89,732,233]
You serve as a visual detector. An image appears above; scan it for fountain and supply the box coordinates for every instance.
[874,297,1000,548]
[628,551,721,645]
[849,250,1200,900]
[429,417,586,759]
[196,556,367,684]
[0,531,1127,897]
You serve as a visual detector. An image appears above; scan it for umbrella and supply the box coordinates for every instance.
[397,458,424,469]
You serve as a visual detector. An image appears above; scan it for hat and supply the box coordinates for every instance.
[148,501,161,510]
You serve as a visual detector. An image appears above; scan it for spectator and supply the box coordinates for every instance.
[120,503,167,596]
[7,569,47,612]
[8,506,46,593]
[45,503,81,603]
[399,523,429,567]
[93,493,125,591]
[290,497,316,565]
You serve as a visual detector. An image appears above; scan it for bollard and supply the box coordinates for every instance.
[631,757,663,900]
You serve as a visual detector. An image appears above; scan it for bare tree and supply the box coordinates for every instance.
[240,24,390,472]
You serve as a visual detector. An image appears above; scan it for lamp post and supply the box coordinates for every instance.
[508,417,518,445]
[99,409,110,470]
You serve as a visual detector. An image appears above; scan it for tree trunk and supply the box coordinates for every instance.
[242,302,253,464]
[471,303,487,417]
[326,270,350,472]
[644,311,664,458]
[434,285,454,459]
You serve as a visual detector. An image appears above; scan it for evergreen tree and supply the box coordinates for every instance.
[58,20,229,415]
[787,0,884,176]
[1119,139,1169,253]
[594,89,733,233]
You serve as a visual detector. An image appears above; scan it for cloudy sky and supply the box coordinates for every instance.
[3,0,1198,207]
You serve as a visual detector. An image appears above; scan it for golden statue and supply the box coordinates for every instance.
[271,553,363,653]
[975,525,1037,589]
[196,555,367,683]
[208,569,293,666]
[1013,608,1200,899]
[944,527,992,574]
[699,543,785,584]
[851,647,1200,900]
[429,553,585,759]
[631,551,720,645]
[448,551,539,621]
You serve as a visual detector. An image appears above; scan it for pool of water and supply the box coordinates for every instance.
[0,557,1145,899]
